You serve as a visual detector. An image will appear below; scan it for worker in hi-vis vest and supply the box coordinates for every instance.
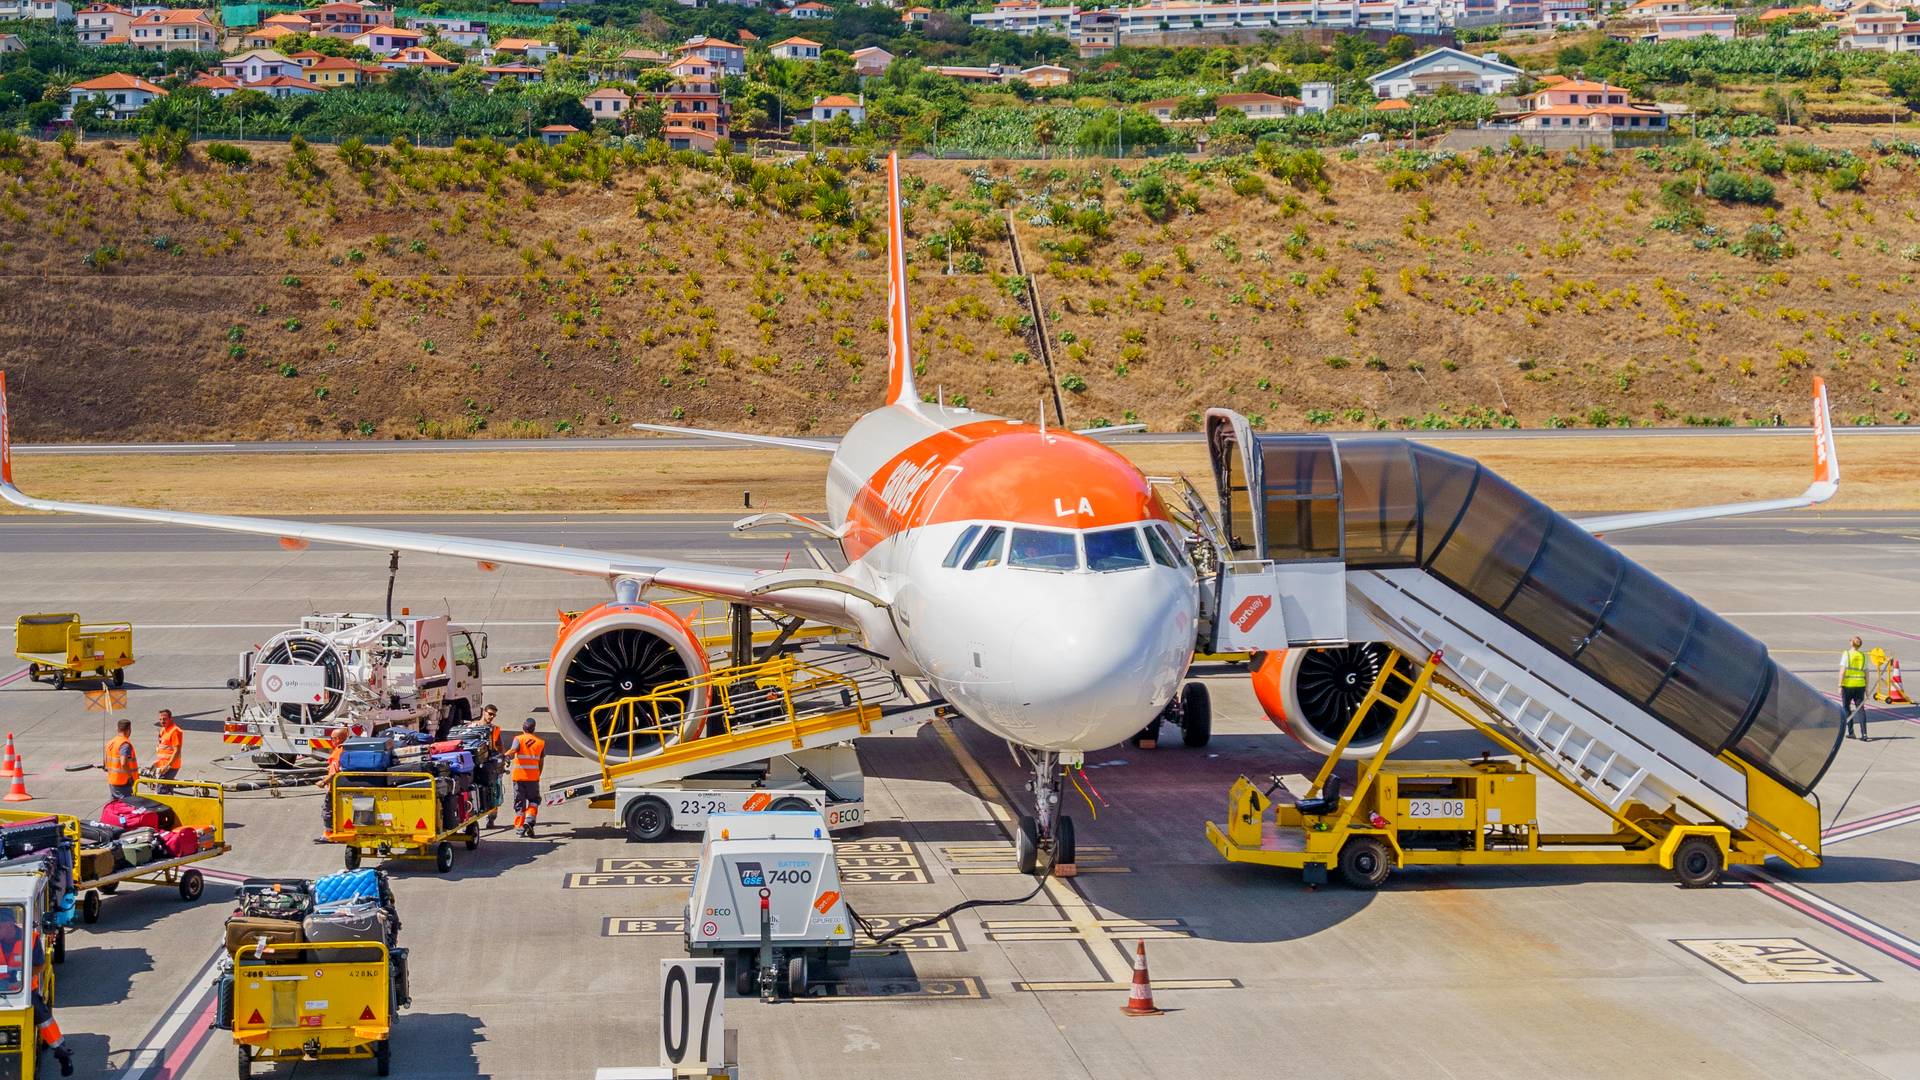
[1841,636,1870,740]
[510,718,546,838]
[151,709,184,781]
[104,718,137,800]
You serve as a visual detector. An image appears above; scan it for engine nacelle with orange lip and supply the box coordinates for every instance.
[546,601,711,761]
[1250,643,1429,759]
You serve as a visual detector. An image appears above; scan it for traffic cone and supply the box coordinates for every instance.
[1120,940,1162,1016]
[2,746,32,803]
[1885,660,1912,705]
[0,735,20,780]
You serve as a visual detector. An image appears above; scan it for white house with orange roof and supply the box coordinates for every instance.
[247,73,321,97]
[298,1,389,37]
[76,2,132,45]
[582,85,631,121]
[788,0,832,15]
[65,72,166,118]
[676,35,745,73]
[902,5,930,25]
[1655,11,1736,39]
[1622,0,1690,15]
[802,93,865,123]
[242,24,298,48]
[127,7,217,51]
[406,15,487,47]
[382,45,457,71]
[771,35,823,59]
[850,44,893,75]
[221,48,303,82]
[1838,2,1920,49]
[0,0,73,21]
[1498,79,1669,132]
[190,72,242,96]
[353,25,423,55]
[0,32,21,51]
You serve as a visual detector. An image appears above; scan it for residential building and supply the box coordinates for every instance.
[0,32,21,51]
[484,62,544,83]
[647,54,730,143]
[286,48,327,67]
[1621,0,1690,15]
[65,72,166,118]
[539,123,579,144]
[1655,11,1736,39]
[971,0,1441,38]
[1496,79,1668,131]
[248,74,321,97]
[973,0,1074,33]
[1300,80,1334,114]
[127,7,217,51]
[490,36,558,62]
[221,48,303,82]
[190,72,241,96]
[663,125,719,151]
[931,62,1075,86]
[902,5,930,25]
[1367,46,1521,99]
[353,25,424,55]
[582,85,631,121]
[771,35,823,59]
[1757,4,1827,22]
[406,16,489,47]
[296,1,389,37]
[1839,2,1920,49]
[1076,20,1116,57]
[305,54,369,85]
[1540,0,1590,25]
[1023,63,1071,86]
[619,47,669,64]
[788,0,831,14]
[242,25,298,48]
[1217,91,1301,117]
[382,45,457,71]
[850,45,893,75]
[0,0,74,21]
[803,93,865,123]
[76,3,132,45]
[675,35,745,73]
[737,27,757,42]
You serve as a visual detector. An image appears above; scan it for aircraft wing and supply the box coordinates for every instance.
[1573,378,1840,536]
[0,376,866,626]
[629,422,837,453]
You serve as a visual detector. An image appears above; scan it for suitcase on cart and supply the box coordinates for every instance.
[302,902,392,963]
[226,916,301,962]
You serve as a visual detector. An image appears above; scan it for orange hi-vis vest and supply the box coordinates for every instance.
[155,723,184,771]
[105,734,137,786]
[510,733,545,782]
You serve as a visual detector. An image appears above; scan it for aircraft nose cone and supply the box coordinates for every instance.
[1003,573,1194,750]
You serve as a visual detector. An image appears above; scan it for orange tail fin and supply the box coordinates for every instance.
[883,153,917,407]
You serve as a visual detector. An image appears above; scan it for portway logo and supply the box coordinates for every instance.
[1230,595,1272,633]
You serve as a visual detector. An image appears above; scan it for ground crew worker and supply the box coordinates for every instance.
[479,704,505,828]
[1842,636,1870,740]
[104,718,137,800]
[0,909,75,1076]
[510,718,546,838]
[151,709,184,781]
[318,725,349,834]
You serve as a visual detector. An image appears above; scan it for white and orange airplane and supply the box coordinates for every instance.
[0,154,1842,874]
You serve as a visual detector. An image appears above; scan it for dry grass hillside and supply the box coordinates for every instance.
[1,133,1918,441]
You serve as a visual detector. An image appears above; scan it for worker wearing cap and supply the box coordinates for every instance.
[151,710,184,781]
[104,719,137,800]
[510,718,546,838]
[0,909,75,1076]
[1841,636,1870,739]
[478,704,505,828]
[318,726,349,835]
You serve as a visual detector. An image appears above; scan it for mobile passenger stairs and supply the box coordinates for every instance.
[1184,411,1843,888]
[542,600,948,842]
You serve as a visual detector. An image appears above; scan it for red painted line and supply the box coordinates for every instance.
[1740,873,1920,971]
[159,999,217,1078]
[0,667,30,689]
[1824,801,1920,838]
[1820,615,1920,643]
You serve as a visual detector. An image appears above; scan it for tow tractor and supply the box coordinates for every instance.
[0,857,61,1078]
[224,611,488,765]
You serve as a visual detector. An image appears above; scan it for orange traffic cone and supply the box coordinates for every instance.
[1885,660,1912,706]
[0,735,20,780]
[2,746,32,803]
[1120,940,1162,1016]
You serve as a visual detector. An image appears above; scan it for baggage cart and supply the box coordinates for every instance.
[70,779,231,924]
[0,860,61,1078]
[227,939,406,1078]
[326,771,488,874]
[13,613,134,689]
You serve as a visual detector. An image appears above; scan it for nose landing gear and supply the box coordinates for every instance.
[1017,750,1079,876]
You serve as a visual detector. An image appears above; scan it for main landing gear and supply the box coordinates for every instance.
[1132,682,1212,749]
[1015,749,1078,877]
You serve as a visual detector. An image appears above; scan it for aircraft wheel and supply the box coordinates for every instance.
[1181,683,1212,748]
[1015,815,1040,877]
[1054,815,1076,868]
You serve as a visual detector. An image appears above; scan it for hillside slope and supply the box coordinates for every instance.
[1,134,1916,442]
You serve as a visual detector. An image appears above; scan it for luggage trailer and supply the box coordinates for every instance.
[327,770,492,874]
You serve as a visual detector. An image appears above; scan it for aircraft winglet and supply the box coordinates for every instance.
[0,370,13,487]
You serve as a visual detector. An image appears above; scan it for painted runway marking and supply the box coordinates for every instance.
[982,917,1189,943]
[604,914,961,952]
[570,842,930,888]
[1823,801,1920,845]
[1673,938,1876,985]
[1819,614,1920,643]
[113,948,221,1080]
[939,842,1129,875]
[799,977,987,1002]
[1739,870,1920,972]
[0,666,29,689]
[1014,978,1240,993]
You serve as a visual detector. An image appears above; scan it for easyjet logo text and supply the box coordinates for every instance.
[879,455,940,520]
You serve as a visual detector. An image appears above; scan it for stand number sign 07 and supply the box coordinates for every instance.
[660,958,725,1069]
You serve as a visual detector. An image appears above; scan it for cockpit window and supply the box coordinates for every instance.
[964,526,1006,570]
[1009,529,1080,572]
[1143,525,1178,568]
[1157,524,1191,567]
[942,525,983,568]
[1085,527,1148,572]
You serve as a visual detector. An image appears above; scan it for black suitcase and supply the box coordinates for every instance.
[1,817,67,859]
[213,972,234,1029]
[79,820,121,846]
[235,878,313,920]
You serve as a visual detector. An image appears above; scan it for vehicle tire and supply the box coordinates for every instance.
[237,1045,252,1080]
[785,953,808,999]
[465,821,479,851]
[111,667,125,688]
[81,890,101,925]
[344,847,362,870]
[734,955,756,997]
[100,882,119,896]
[52,928,64,965]
[1054,815,1076,868]
[1337,836,1393,890]
[50,671,65,691]
[622,796,671,843]
[435,841,454,874]
[1180,683,1212,748]
[374,1039,392,1077]
[1015,815,1040,877]
[179,869,204,902]
[25,664,38,683]
[768,797,811,813]
[1672,835,1724,888]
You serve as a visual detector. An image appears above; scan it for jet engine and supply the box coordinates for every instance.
[1250,643,1429,758]
[546,602,710,761]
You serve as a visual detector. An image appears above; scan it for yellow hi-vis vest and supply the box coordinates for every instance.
[1842,649,1868,688]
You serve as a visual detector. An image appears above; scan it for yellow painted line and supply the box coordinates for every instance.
[931,718,1012,827]
[954,867,1130,876]
[1014,979,1240,992]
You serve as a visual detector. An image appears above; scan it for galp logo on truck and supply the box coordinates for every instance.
[735,862,765,888]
